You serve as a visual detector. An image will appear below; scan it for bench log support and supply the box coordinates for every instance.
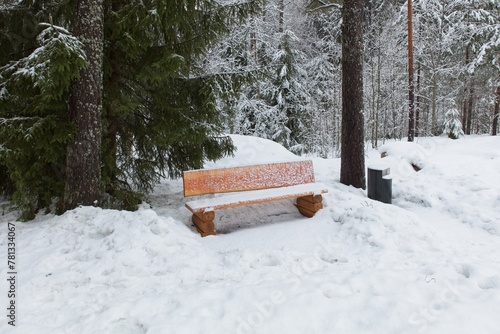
[192,211,216,237]
[296,195,323,218]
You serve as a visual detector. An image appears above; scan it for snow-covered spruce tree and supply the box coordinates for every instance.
[1,0,261,217]
[405,0,457,136]
[420,0,500,136]
[452,0,500,135]
[0,24,87,219]
[198,19,258,134]
[225,0,311,153]
[303,6,342,158]
[442,108,464,139]
[226,2,291,145]
[101,0,261,202]
[363,0,408,145]
[269,29,310,154]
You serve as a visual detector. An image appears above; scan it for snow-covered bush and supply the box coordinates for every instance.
[442,108,464,139]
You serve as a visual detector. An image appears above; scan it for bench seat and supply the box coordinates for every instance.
[186,182,328,213]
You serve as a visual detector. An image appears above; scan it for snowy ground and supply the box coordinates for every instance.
[1,134,500,334]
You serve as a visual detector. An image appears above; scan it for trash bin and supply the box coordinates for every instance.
[367,165,392,204]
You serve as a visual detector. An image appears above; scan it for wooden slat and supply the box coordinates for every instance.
[297,194,323,204]
[183,160,315,197]
[185,183,328,213]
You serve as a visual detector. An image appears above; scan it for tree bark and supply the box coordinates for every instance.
[407,0,415,142]
[415,61,421,137]
[64,0,104,209]
[493,85,500,136]
[375,46,381,147]
[466,84,474,135]
[462,96,467,133]
[431,76,437,135]
[340,0,365,189]
[278,0,284,34]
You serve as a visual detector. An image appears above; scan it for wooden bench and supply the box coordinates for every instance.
[182,160,328,236]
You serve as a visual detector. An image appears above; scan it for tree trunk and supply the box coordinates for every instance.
[250,26,257,62]
[340,0,365,189]
[431,76,437,135]
[493,86,499,136]
[370,56,376,148]
[407,0,415,142]
[64,0,104,209]
[462,45,476,135]
[415,61,421,137]
[462,96,467,133]
[375,45,381,147]
[466,84,474,135]
[278,0,284,34]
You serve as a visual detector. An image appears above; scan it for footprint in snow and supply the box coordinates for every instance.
[456,264,474,278]
[477,275,500,290]
[249,254,281,269]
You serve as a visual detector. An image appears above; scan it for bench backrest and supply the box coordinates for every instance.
[183,160,315,197]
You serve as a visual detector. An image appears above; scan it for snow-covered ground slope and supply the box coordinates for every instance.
[1,135,500,334]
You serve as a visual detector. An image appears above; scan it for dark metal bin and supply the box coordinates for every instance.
[367,165,392,204]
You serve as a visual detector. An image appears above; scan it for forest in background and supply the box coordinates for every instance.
[208,0,499,157]
[0,0,499,218]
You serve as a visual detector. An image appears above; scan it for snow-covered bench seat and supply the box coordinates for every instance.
[182,160,328,236]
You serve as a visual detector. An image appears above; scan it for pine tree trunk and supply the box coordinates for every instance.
[278,0,284,34]
[64,0,104,209]
[375,47,381,147]
[466,84,474,135]
[250,26,257,62]
[407,0,415,142]
[431,77,437,135]
[462,46,469,133]
[340,0,365,189]
[462,96,467,133]
[370,56,376,148]
[493,85,499,136]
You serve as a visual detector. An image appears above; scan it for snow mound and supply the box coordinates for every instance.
[3,206,227,333]
[204,134,298,168]
[379,140,428,170]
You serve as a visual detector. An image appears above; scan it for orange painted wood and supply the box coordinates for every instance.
[183,160,315,197]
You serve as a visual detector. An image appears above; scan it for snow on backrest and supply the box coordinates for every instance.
[183,160,315,197]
